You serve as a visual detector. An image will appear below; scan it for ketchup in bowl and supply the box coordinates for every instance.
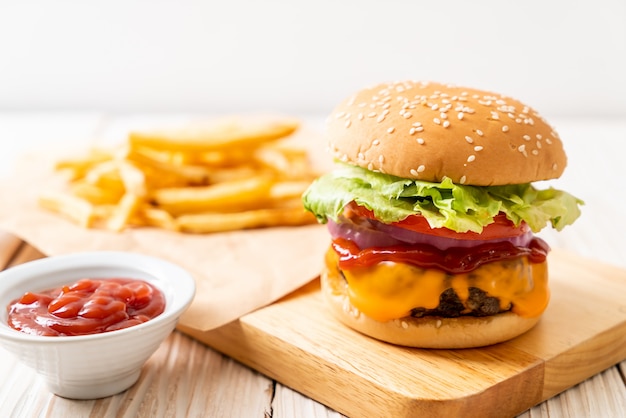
[6,278,166,336]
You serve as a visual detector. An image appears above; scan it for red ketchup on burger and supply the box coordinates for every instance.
[302,80,582,348]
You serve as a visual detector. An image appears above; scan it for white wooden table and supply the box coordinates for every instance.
[0,113,625,417]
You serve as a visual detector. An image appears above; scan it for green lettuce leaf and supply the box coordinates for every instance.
[301,164,583,233]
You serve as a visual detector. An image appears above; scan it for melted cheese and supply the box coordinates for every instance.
[326,248,549,322]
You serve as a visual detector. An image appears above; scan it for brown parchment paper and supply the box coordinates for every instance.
[0,128,332,332]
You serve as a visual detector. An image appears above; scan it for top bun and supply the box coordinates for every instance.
[326,81,567,186]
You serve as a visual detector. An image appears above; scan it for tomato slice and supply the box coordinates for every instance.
[345,202,529,240]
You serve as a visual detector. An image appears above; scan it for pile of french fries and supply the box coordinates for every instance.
[39,115,320,233]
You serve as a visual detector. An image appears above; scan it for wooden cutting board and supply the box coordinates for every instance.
[180,249,626,418]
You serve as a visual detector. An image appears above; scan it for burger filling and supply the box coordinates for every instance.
[304,164,582,324]
[326,242,549,322]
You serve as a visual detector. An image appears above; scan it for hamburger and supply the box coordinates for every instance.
[302,80,582,348]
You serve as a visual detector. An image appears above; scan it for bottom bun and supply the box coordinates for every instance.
[321,266,542,349]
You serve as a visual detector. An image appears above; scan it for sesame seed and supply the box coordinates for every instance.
[465,136,474,144]
[474,145,483,151]
[412,122,422,127]
[358,152,365,160]
[545,138,553,145]
[536,134,542,139]
[387,127,395,133]
[552,163,558,170]
[377,115,385,123]
[417,164,425,172]
[431,104,439,111]
[410,169,419,176]
[358,113,364,120]
[518,144,528,157]
[345,120,351,128]
[403,112,412,119]
[460,175,467,184]
[416,137,425,144]
[443,120,450,128]
[537,141,542,149]
[440,112,448,119]
[372,139,380,145]
[523,135,531,141]
[457,112,464,120]
[476,129,484,136]
[367,162,374,170]
[532,150,539,155]
[502,125,509,132]
[379,155,384,164]
[401,321,409,329]
[467,155,476,162]
[415,126,424,132]
[434,118,441,125]
[335,112,345,119]
[367,112,377,118]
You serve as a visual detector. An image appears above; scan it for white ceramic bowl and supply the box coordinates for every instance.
[0,251,195,399]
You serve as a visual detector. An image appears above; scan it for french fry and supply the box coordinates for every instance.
[176,207,317,233]
[124,146,211,186]
[38,192,97,228]
[118,161,147,197]
[106,193,143,232]
[128,115,299,153]
[54,149,114,181]
[135,206,179,231]
[84,160,125,192]
[207,166,274,184]
[69,181,124,205]
[269,180,315,200]
[41,114,320,233]
[151,177,274,215]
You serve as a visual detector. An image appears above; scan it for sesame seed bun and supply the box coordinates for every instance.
[326,81,567,185]
[321,264,541,349]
